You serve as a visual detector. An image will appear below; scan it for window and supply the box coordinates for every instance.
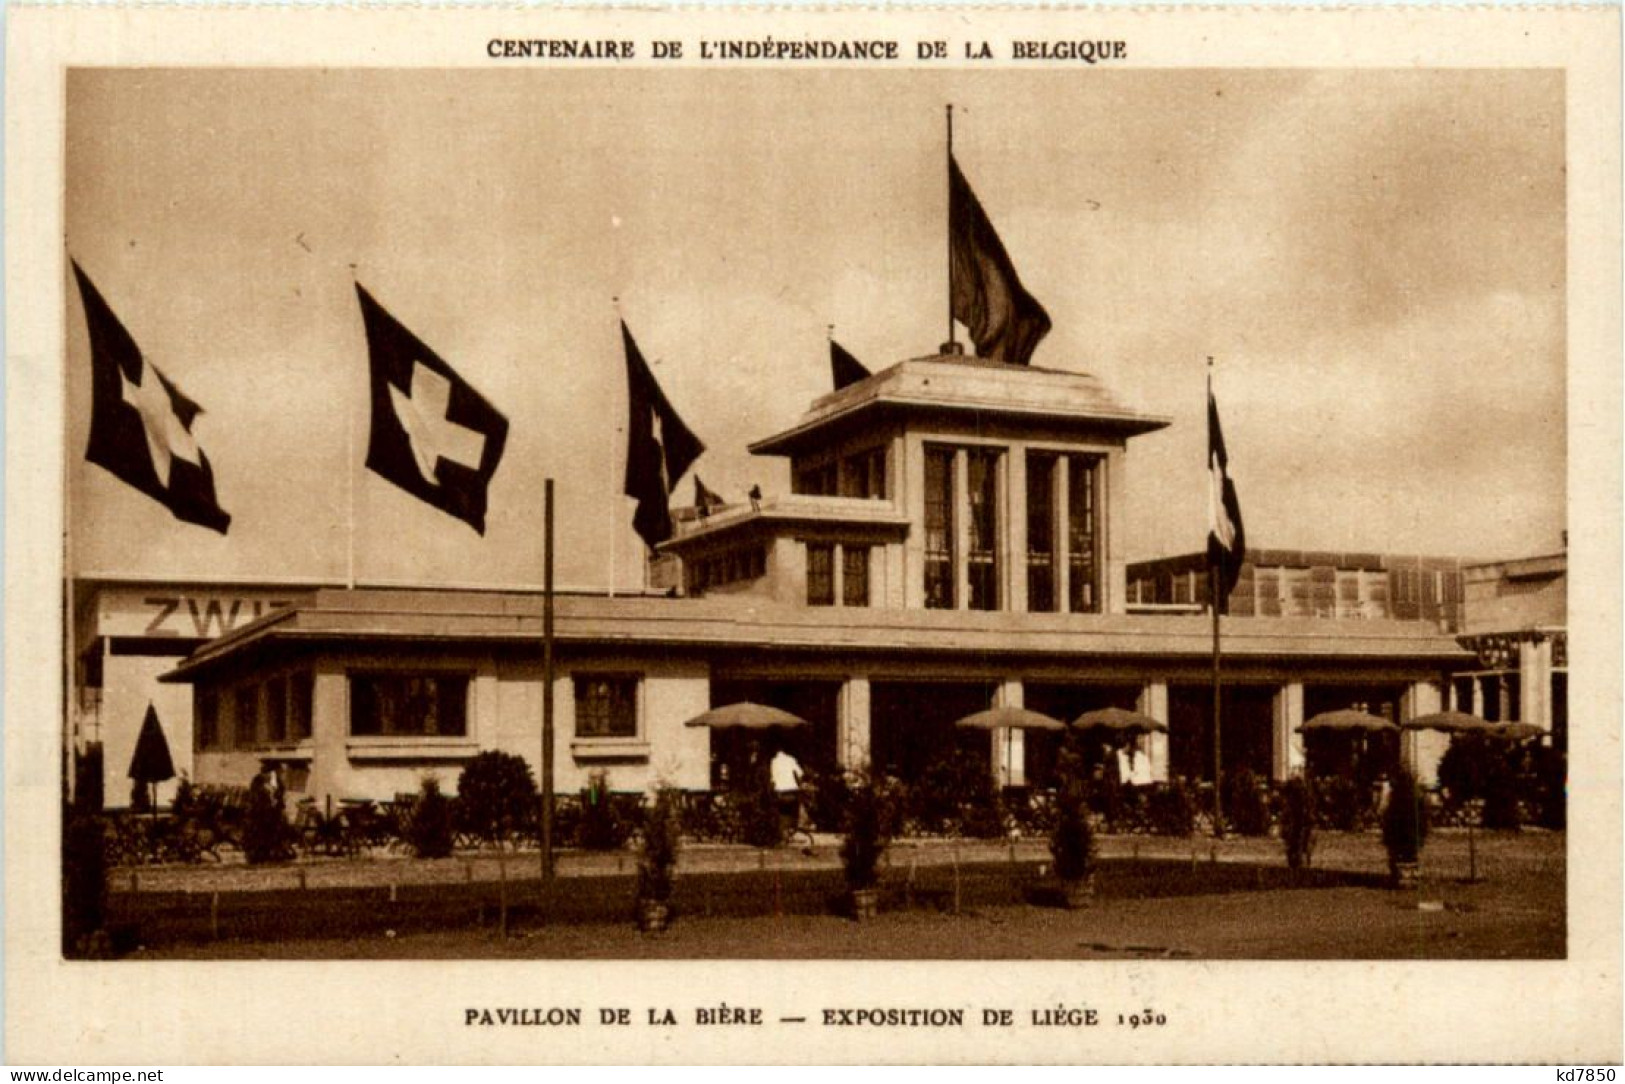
[266,677,288,742]
[196,688,220,750]
[841,447,887,499]
[1255,568,1282,616]
[1279,568,1312,617]
[794,461,837,496]
[1066,454,1099,613]
[290,672,314,741]
[807,543,835,606]
[967,449,1000,611]
[843,545,870,607]
[924,447,955,609]
[1360,571,1390,619]
[349,673,469,737]
[233,685,259,747]
[575,675,639,739]
[1336,570,1362,618]
[1026,452,1056,612]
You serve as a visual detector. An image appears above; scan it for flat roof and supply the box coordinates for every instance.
[162,586,1472,683]
[661,495,911,554]
[749,354,1170,457]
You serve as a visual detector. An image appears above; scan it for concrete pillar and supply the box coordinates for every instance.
[1139,682,1170,783]
[837,676,871,773]
[1401,681,1446,787]
[902,434,927,609]
[308,663,349,808]
[952,447,970,610]
[1006,448,1028,614]
[1521,640,1552,732]
[993,678,1024,787]
[1470,675,1485,717]
[1272,682,1305,781]
[1103,449,1127,615]
[1055,454,1072,613]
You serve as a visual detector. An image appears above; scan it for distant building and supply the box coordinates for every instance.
[142,351,1475,808]
[1453,551,1567,741]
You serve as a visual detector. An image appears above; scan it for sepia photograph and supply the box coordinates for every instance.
[6,3,1620,1066]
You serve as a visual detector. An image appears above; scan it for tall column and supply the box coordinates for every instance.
[1470,674,1485,717]
[1403,680,1445,787]
[837,676,871,772]
[308,663,349,808]
[1521,639,1552,732]
[1272,682,1305,781]
[1006,449,1028,614]
[1054,454,1072,613]
[993,678,1025,787]
[953,448,970,610]
[1139,682,1169,783]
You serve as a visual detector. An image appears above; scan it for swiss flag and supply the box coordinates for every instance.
[355,284,510,535]
[73,262,231,534]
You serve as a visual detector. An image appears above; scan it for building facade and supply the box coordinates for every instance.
[148,351,1475,806]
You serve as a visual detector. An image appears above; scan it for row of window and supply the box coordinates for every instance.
[926,445,1101,613]
[687,547,767,593]
[806,542,870,607]
[197,672,641,749]
[793,446,888,500]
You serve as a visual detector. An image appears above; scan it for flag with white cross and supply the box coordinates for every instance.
[355,284,509,535]
[73,261,232,534]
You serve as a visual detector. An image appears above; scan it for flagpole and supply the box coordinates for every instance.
[1209,358,1225,839]
[608,297,620,599]
[346,267,360,590]
[945,103,956,353]
[541,477,556,880]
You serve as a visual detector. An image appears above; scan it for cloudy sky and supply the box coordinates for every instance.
[65,67,1565,589]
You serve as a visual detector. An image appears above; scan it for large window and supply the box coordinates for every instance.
[806,543,835,606]
[924,447,956,609]
[233,686,258,747]
[1066,454,1099,613]
[196,688,220,750]
[1026,452,1056,612]
[793,461,838,496]
[349,673,469,737]
[967,449,1001,610]
[840,447,888,499]
[266,676,288,743]
[290,672,314,740]
[843,545,870,607]
[575,675,639,739]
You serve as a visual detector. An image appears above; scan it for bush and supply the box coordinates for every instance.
[408,776,455,858]
[1224,770,1273,837]
[1278,777,1315,871]
[456,751,537,846]
[62,811,108,956]
[1532,745,1567,830]
[909,748,1003,838]
[799,761,852,833]
[1381,768,1429,865]
[1050,778,1096,884]
[637,786,682,904]
[241,773,295,864]
[577,771,637,850]
[1147,779,1196,837]
[1312,775,1367,832]
[840,772,892,891]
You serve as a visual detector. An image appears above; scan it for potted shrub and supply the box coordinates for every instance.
[1381,767,1429,889]
[636,785,682,933]
[1279,776,1315,875]
[840,771,891,920]
[407,776,455,859]
[1049,776,1096,908]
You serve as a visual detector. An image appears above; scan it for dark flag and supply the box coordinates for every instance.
[1207,382,1246,614]
[831,339,871,390]
[73,262,231,534]
[622,322,705,549]
[355,285,509,535]
[694,476,725,518]
[949,155,1052,366]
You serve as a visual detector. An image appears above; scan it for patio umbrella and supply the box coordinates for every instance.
[957,707,1065,787]
[1298,709,1398,733]
[953,706,1065,732]
[683,702,810,729]
[1400,711,1543,881]
[127,703,175,822]
[1071,707,1168,735]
